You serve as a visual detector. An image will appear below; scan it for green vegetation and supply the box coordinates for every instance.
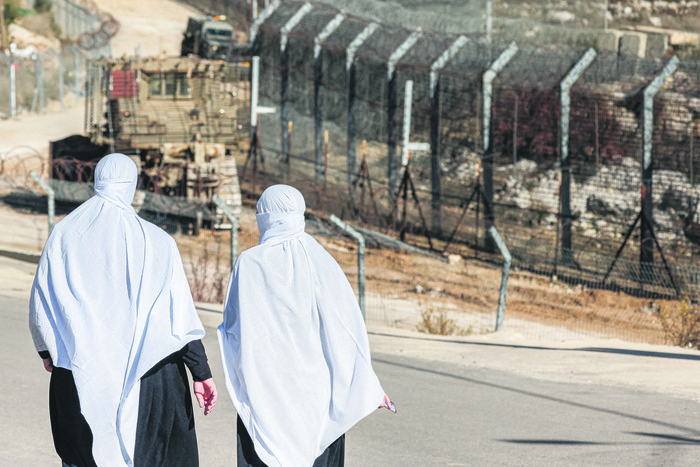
[3,0,21,27]
[3,0,53,29]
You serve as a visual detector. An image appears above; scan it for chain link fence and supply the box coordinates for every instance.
[228,1,700,343]
[0,46,87,118]
[0,0,115,119]
[4,0,700,345]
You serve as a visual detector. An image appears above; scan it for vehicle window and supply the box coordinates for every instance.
[149,76,162,96]
[178,76,190,97]
[205,28,232,37]
[148,73,190,99]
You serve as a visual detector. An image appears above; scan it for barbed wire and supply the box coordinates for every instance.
[241,1,700,304]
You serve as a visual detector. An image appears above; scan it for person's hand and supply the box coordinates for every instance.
[379,393,396,413]
[42,357,53,373]
[193,378,218,415]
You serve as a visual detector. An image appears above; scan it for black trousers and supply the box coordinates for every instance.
[236,415,345,467]
[49,368,97,467]
[49,353,198,467]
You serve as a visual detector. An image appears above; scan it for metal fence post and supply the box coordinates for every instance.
[31,53,45,115]
[641,56,678,267]
[212,194,239,271]
[280,3,313,167]
[482,42,517,251]
[429,36,467,235]
[487,225,511,332]
[314,12,345,187]
[401,79,413,168]
[346,22,378,190]
[30,171,55,235]
[9,58,16,118]
[387,29,422,197]
[330,215,366,320]
[68,45,81,96]
[559,48,596,264]
[250,56,259,144]
[249,0,280,46]
[486,0,493,53]
[52,49,65,110]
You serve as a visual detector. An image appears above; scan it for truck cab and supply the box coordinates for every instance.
[181,16,234,60]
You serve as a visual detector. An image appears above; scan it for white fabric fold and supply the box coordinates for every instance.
[29,153,205,467]
[218,184,384,467]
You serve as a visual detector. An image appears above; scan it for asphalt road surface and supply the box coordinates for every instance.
[3,255,700,466]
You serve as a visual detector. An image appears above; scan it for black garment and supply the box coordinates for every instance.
[49,367,98,467]
[39,340,211,382]
[181,339,212,382]
[47,340,210,467]
[236,415,345,467]
[133,350,198,467]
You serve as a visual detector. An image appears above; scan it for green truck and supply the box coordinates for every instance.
[180,16,235,60]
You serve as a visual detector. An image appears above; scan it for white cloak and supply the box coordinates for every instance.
[29,153,205,466]
[218,184,384,467]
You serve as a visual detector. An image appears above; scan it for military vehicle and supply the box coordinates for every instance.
[46,55,248,232]
[181,16,234,60]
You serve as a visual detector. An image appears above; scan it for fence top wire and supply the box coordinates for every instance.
[440,39,501,80]
[261,1,302,31]
[578,55,672,96]
[354,23,413,63]
[289,4,342,41]
[258,2,699,102]
[495,47,588,90]
[315,0,485,36]
[323,16,370,52]
[395,31,459,70]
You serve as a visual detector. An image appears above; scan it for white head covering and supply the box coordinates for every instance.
[218,184,385,467]
[29,153,205,467]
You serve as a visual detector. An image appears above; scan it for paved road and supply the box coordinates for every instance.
[352,355,700,466]
[4,255,700,466]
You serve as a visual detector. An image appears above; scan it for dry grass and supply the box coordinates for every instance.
[416,301,474,336]
[658,298,700,348]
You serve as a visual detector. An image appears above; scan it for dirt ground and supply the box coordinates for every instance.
[90,0,203,58]
[0,178,674,348]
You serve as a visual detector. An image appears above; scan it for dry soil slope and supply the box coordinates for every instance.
[0,1,205,158]
[90,0,204,58]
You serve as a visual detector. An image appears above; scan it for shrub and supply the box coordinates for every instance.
[4,0,21,27]
[185,241,228,304]
[657,297,700,348]
[416,301,473,336]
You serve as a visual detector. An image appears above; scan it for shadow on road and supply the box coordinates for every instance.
[373,356,700,437]
[369,332,700,361]
[500,433,700,446]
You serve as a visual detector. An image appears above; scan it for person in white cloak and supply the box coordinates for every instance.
[29,153,218,467]
[218,184,394,467]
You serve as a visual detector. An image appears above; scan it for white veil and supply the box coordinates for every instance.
[218,184,384,467]
[29,153,205,466]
